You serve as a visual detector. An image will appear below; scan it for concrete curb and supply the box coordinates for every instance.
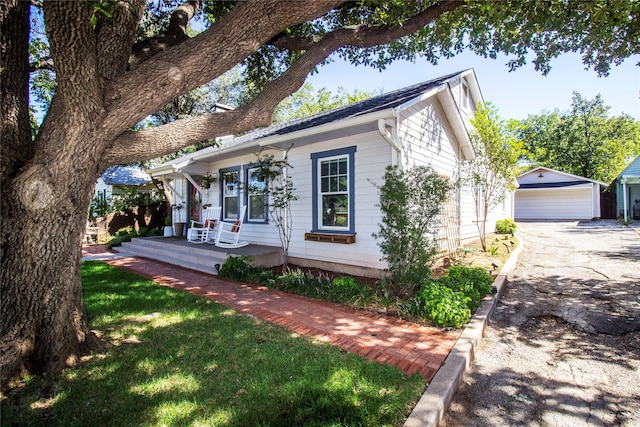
[404,235,524,427]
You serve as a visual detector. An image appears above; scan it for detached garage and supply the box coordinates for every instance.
[515,167,606,220]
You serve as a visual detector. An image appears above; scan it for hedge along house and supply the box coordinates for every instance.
[613,155,640,221]
[147,70,514,277]
[515,167,607,221]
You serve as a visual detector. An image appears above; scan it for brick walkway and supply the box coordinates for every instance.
[83,245,460,381]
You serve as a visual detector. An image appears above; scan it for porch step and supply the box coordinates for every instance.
[117,237,282,275]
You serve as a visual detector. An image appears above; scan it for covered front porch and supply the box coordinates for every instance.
[116,236,283,275]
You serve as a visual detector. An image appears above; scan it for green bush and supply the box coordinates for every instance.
[495,218,516,234]
[416,282,471,328]
[107,229,136,248]
[277,268,331,299]
[254,269,278,288]
[329,276,367,302]
[106,227,161,249]
[438,265,493,310]
[372,165,450,294]
[219,256,256,282]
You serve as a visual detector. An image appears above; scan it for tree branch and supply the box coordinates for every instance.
[128,0,200,70]
[105,0,465,165]
[268,0,464,52]
[96,0,146,79]
[29,57,54,72]
[42,1,99,98]
[1,0,33,180]
[101,0,345,141]
[331,0,465,49]
[269,33,316,51]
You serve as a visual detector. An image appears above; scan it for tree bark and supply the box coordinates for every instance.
[1,1,108,387]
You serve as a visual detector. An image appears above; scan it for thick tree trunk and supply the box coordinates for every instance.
[0,1,107,387]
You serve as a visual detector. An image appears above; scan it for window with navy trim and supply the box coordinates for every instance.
[311,146,356,234]
[220,167,240,220]
[245,164,268,222]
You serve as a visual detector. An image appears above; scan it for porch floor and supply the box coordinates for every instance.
[115,236,283,275]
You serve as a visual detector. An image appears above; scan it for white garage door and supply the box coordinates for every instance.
[515,187,593,220]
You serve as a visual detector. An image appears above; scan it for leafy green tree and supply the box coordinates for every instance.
[518,92,640,182]
[273,83,378,124]
[2,0,639,387]
[462,103,520,251]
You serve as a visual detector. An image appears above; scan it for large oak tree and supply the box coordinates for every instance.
[1,0,638,387]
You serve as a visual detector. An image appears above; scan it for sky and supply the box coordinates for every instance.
[306,51,640,121]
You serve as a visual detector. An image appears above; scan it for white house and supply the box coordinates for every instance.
[515,167,606,220]
[147,70,514,277]
[94,165,153,202]
[613,155,640,221]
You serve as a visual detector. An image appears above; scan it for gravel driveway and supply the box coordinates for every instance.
[444,221,640,426]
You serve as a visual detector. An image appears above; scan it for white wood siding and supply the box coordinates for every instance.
[191,134,394,270]
[396,95,512,245]
[287,131,392,270]
[94,178,112,200]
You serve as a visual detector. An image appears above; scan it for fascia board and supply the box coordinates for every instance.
[436,88,475,160]
[460,69,485,108]
[393,86,443,113]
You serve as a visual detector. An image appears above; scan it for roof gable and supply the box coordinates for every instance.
[616,155,640,179]
[518,166,607,186]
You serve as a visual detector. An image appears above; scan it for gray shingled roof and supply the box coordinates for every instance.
[156,70,467,167]
[101,165,151,185]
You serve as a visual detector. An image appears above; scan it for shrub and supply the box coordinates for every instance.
[254,269,278,288]
[495,218,516,235]
[329,276,366,303]
[106,227,161,248]
[437,265,493,310]
[416,282,471,328]
[107,228,137,248]
[277,268,331,299]
[372,165,450,294]
[219,256,256,282]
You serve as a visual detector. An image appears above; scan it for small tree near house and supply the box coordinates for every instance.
[251,149,298,268]
[372,165,450,295]
[461,103,521,251]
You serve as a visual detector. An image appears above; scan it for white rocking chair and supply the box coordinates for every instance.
[215,205,249,248]
[187,206,221,244]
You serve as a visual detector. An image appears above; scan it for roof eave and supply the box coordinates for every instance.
[436,88,475,160]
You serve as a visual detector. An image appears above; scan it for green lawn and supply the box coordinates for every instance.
[1,262,425,426]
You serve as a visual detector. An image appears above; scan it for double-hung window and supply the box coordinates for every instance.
[311,146,356,234]
[245,165,268,222]
[221,167,240,220]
